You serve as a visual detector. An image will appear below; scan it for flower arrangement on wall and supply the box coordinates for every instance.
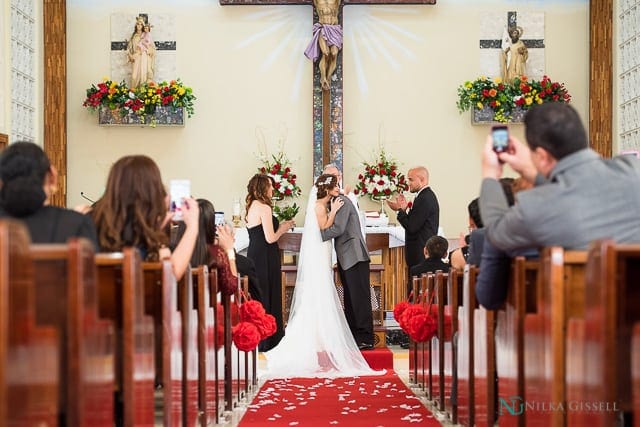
[82,78,196,123]
[456,75,571,123]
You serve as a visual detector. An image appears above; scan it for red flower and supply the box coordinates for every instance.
[284,188,292,196]
[407,201,413,209]
[232,322,262,352]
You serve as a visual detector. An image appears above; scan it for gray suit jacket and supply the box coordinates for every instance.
[480,149,640,251]
[320,195,370,270]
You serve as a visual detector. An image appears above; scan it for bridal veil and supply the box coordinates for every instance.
[263,187,385,378]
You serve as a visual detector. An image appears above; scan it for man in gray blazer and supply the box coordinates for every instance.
[321,193,374,350]
[480,102,640,252]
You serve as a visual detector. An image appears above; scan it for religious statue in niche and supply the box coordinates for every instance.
[501,26,528,84]
[304,0,343,91]
[127,15,156,88]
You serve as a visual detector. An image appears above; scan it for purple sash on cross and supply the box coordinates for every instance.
[304,23,344,62]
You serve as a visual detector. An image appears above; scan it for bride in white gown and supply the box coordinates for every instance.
[264,174,385,378]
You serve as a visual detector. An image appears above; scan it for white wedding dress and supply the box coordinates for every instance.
[263,187,385,379]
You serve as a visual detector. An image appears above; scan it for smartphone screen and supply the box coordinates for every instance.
[492,125,509,153]
[169,179,191,221]
[214,211,225,226]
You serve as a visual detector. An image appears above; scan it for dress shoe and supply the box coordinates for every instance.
[358,342,374,351]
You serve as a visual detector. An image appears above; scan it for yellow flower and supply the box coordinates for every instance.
[465,82,472,89]
[525,97,533,105]
[178,88,185,96]
[494,77,502,84]
[476,102,484,109]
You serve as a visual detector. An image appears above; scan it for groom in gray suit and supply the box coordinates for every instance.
[321,192,374,350]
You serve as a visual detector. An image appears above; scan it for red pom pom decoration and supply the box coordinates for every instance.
[407,313,437,342]
[399,304,426,332]
[232,321,262,352]
[240,300,267,323]
[393,301,410,322]
[252,313,277,339]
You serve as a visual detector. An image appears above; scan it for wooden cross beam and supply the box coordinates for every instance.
[221,0,435,177]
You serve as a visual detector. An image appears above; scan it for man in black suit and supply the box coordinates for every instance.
[387,166,440,287]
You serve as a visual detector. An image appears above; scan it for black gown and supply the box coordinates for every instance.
[247,216,284,352]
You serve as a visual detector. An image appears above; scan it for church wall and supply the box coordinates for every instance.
[66,0,589,237]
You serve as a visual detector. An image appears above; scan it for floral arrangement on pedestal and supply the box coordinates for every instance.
[258,152,302,222]
[353,150,409,214]
[456,75,571,123]
[82,78,196,125]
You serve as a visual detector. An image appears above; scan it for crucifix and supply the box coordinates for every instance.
[220,0,436,177]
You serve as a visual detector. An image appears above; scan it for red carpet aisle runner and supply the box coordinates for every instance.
[361,348,394,370]
[238,372,439,426]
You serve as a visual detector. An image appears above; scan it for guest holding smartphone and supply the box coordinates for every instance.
[244,174,295,352]
[91,155,198,280]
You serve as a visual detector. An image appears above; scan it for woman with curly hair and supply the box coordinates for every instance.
[91,155,198,280]
[245,173,295,351]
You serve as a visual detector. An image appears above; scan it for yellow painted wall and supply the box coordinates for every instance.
[66,0,589,237]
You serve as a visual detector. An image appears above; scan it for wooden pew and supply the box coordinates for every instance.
[523,247,586,426]
[408,274,431,391]
[445,268,462,424]
[472,267,496,427]
[30,239,114,426]
[193,265,227,425]
[457,264,478,426]
[408,276,420,386]
[0,220,59,426]
[95,250,155,426]
[494,257,538,427]
[633,323,640,427]
[579,240,640,426]
[141,261,198,426]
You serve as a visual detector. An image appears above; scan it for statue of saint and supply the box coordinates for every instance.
[304,0,343,91]
[501,26,528,84]
[127,16,156,88]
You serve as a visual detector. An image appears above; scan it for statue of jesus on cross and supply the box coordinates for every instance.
[304,0,343,91]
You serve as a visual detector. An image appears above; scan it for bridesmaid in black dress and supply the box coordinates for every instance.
[245,174,296,352]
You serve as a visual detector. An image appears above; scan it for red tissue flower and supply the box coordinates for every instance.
[239,300,266,324]
[407,313,437,342]
[232,322,262,352]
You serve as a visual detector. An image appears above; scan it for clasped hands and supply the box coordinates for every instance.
[387,194,408,212]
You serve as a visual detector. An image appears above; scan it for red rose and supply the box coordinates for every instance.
[353,189,359,195]
[407,313,437,342]
[407,201,413,209]
[232,322,262,352]
[273,182,281,189]
[380,168,386,175]
[384,189,391,195]
[285,167,291,173]
[284,188,292,196]
[377,180,384,186]
[390,171,397,177]
[273,163,281,171]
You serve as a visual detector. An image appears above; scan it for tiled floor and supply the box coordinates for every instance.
[223,345,454,426]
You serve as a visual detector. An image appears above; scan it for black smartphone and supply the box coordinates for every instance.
[491,125,510,153]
